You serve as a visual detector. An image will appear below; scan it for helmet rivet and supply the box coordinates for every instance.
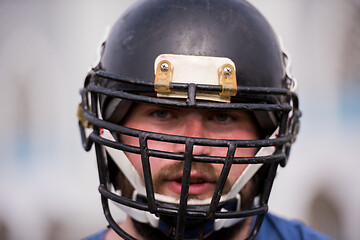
[160,62,169,72]
[223,66,232,75]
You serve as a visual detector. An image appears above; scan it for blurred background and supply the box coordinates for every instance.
[0,0,359,239]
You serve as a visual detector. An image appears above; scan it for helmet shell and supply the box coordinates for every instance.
[101,0,285,89]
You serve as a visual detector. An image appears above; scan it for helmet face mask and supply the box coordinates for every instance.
[77,0,301,239]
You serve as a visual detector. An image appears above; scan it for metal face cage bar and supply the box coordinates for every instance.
[84,111,288,165]
[139,132,157,214]
[77,70,301,240]
[207,143,236,219]
[176,138,194,239]
[94,70,293,96]
[87,104,286,218]
[89,82,293,111]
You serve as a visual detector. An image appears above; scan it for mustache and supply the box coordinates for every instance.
[152,161,232,197]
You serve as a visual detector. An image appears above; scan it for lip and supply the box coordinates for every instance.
[165,171,216,196]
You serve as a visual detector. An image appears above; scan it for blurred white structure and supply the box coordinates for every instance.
[0,0,359,239]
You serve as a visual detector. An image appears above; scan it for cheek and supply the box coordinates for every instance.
[227,164,248,185]
[209,162,248,188]
[210,145,258,186]
[225,146,258,185]
[213,128,259,142]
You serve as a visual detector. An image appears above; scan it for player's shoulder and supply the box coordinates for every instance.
[255,212,334,240]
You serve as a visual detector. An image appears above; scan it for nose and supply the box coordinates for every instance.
[173,113,211,156]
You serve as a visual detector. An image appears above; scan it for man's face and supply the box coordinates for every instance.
[120,103,260,200]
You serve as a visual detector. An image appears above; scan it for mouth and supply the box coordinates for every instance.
[166,172,217,197]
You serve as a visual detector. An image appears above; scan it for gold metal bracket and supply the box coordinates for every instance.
[218,64,237,97]
[154,60,173,92]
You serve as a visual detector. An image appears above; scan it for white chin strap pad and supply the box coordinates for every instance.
[102,128,277,230]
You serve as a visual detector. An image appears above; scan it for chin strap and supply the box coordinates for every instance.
[102,128,277,233]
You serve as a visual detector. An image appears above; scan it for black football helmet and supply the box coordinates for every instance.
[77,0,301,239]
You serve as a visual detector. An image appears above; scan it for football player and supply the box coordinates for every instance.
[78,0,332,239]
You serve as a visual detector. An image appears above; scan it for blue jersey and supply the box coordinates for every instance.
[83,212,333,240]
[254,213,332,240]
